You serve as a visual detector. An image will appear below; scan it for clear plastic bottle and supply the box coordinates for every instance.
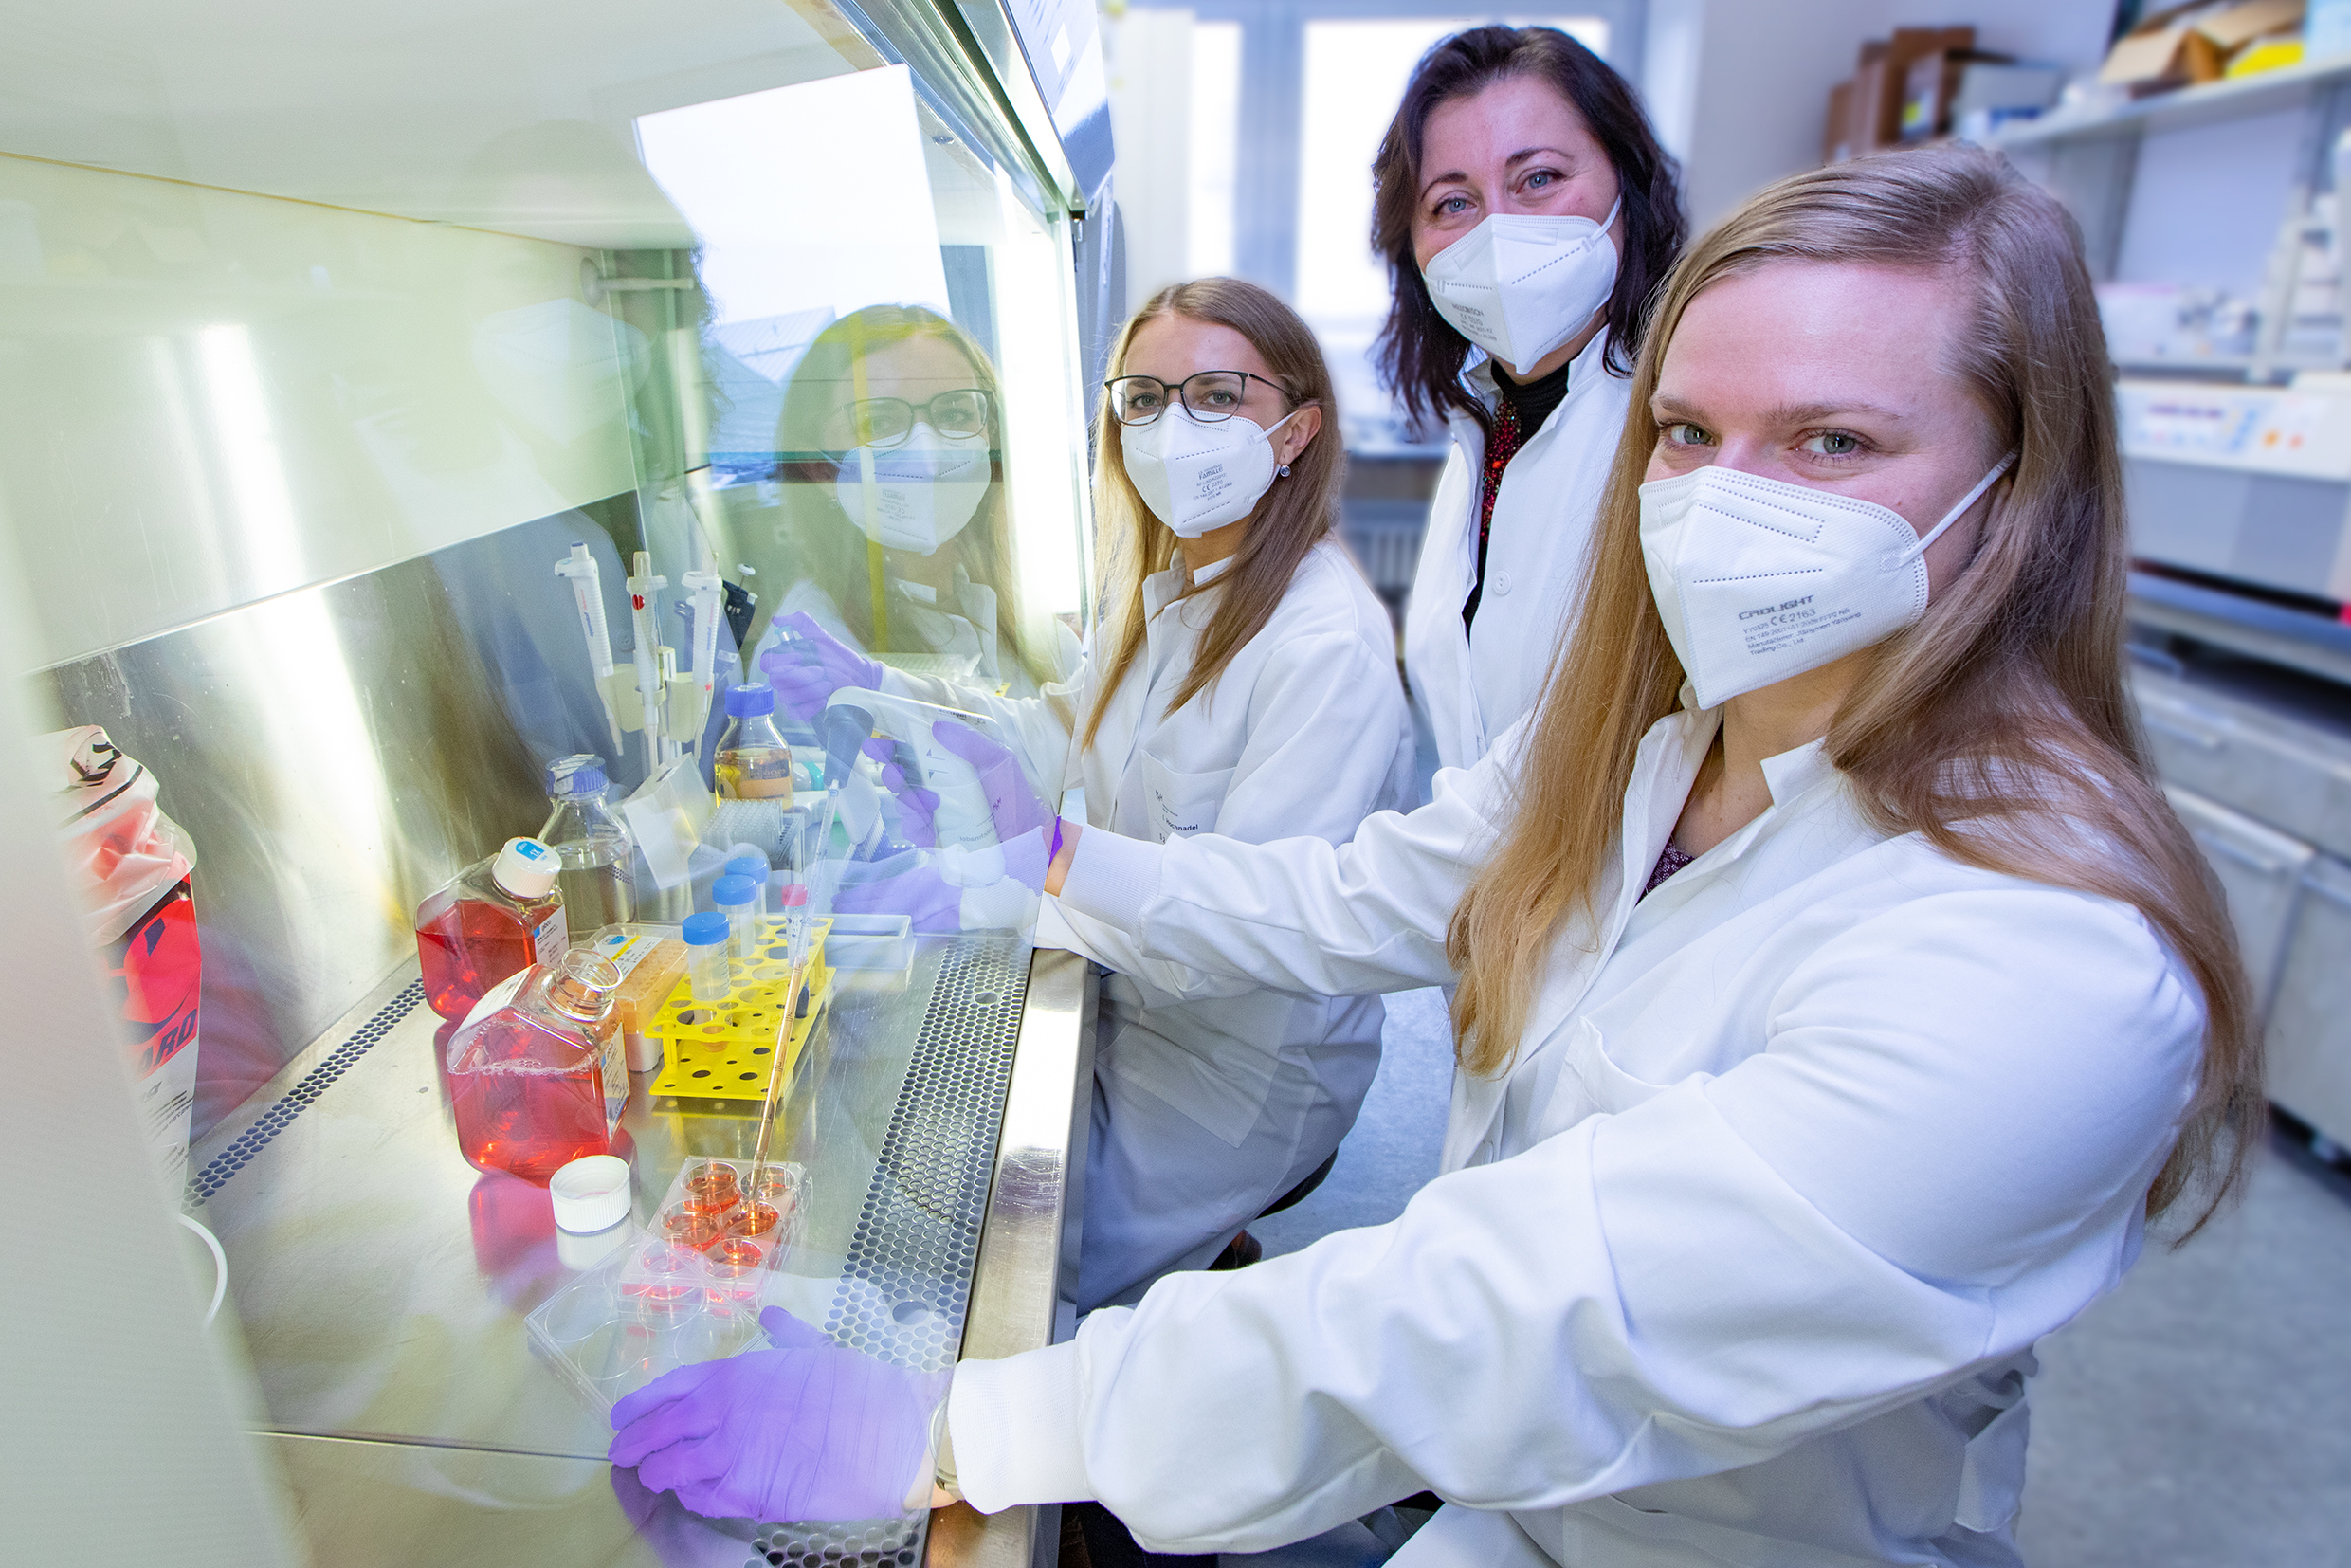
[446,949,628,1184]
[539,754,637,931]
[683,911,732,1004]
[713,873,760,964]
[414,838,567,1022]
[713,684,794,805]
[722,851,770,917]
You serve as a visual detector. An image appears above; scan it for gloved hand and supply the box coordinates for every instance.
[761,612,884,721]
[831,828,1052,934]
[609,1307,943,1525]
[863,738,939,848]
[932,720,1050,842]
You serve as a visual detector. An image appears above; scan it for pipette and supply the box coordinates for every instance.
[681,568,725,738]
[627,551,669,775]
[554,543,625,752]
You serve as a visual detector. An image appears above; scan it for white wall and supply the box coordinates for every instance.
[1647,0,2119,232]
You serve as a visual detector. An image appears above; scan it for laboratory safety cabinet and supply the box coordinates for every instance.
[2,0,1117,1564]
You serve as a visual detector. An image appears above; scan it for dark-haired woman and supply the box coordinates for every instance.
[1378,25,1686,772]
[771,279,1413,1311]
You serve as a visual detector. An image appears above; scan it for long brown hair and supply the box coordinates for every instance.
[1079,279,1345,751]
[1371,25,1686,428]
[1446,145,2258,1231]
[764,304,1059,690]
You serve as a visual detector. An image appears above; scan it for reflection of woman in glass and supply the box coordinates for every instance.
[744,304,1079,704]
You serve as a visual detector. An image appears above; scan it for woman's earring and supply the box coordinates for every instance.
[1277,464,1291,478]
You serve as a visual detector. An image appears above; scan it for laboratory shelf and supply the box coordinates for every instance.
[2129,569,2351,687]
[1993,50,2351,147]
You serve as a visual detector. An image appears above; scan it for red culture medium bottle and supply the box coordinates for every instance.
[414,837,568,1021]
[446,948,629,1184]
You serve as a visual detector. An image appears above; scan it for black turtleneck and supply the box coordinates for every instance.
[1462,356,1574,633]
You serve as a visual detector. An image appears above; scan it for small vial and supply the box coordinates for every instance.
[713,874,760,965]
[722,854,769,918]
[683,912,731,1003]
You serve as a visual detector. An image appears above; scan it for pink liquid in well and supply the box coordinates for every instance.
[448,1015,612,1184]
[416,892,539,1022]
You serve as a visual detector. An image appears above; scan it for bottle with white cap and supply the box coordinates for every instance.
[414,837,568,1022]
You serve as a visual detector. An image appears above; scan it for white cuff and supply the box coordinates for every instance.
[948,1342,1095,1513]
[1055,829,1163,937]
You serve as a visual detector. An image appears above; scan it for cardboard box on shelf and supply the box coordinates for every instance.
[1901,48,2021,141]
[1824,27,1975,163]
[2101,0,2306,94]
[1824,78,1858,163]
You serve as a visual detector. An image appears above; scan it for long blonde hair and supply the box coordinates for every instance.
[1079,279,1345,752]
[1446,145,2258,1231]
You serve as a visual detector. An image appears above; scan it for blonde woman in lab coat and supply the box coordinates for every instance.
[608,148,2260,1568]
[1377,26,1685,772]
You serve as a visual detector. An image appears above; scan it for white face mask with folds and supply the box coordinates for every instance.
[1121,404,1301,538]
[832,423,993,556]
[1637,453,2016,709]
[1420,197,1621,378]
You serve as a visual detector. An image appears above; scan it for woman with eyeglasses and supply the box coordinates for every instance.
[741,304,1080,720]
[773,279,1412,1328]
[1381,26,1685,776]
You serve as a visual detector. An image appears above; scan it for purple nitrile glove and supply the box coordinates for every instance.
[761,612,883,721]
[831,854,960,933]
[863,739,939,848]
[932,720,1050,842]
[830,829,1052,934]
[609,1307,942,1526]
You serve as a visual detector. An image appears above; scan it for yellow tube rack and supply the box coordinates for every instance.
[644,917,832,1103]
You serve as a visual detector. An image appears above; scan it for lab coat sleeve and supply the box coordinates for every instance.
[1054,743,1510,997]
[1046,626,1417,1005]
[948,889,2203,1553]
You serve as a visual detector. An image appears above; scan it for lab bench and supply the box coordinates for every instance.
[190,939,1092,1568]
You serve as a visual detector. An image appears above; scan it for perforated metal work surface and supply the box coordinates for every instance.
[185,980,425,1207]
[760,937,1030,1568]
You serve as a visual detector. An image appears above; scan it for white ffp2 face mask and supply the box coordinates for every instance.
[1421,199,1621,378]
[1637,454,2016,709]
[1120,405,1299,538]
[833,423,993,556]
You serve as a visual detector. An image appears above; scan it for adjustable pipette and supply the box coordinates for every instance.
[627,551,671,774]
[681,568,725,738]
[555,543,625,752]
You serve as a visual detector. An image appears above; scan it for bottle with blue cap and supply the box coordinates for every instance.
[683,910,733,1004]
[714,684,793,805]
[538,754,637,931]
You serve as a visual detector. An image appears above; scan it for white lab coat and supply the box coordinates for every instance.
[1041,538,1416,1311]
[1402,331,1633,774]
[950,700,2204,1566]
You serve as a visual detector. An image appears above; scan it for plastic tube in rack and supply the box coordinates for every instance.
[555,542,625,751]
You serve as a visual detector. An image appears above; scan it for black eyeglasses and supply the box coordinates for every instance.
[1104,371,1292,427]
[838,388,994,448]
